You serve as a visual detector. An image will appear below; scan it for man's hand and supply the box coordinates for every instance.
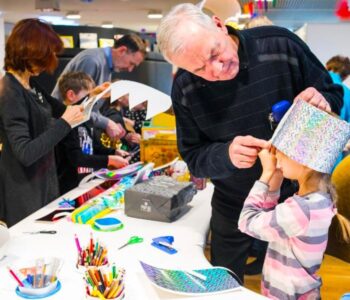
[229,136,270,169]
[105,120,126,139]
[294,87,331,112]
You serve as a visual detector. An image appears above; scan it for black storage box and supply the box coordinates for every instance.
[124,176,197,222]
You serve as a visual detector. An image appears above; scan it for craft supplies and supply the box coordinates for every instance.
[117,236,143,250]
[94,218,123,231]
[71,176,135,225]
[151,236,177,254]
[140,261,241,295]
[23,230,57,235]
[9,257,62,298]
[84,265,125,299]
[75,233,109,268]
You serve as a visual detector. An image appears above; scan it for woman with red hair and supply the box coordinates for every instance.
[0,19,83,226]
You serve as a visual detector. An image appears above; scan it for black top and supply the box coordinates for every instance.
[0,73,71,226]
[56,120,114,195]
[171,26,343,220]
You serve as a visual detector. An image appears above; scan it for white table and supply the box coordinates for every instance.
[0,179,267,300]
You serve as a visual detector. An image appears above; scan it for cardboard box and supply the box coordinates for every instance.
[124,176,196,222]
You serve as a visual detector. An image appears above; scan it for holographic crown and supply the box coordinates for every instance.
[271,100,350,174]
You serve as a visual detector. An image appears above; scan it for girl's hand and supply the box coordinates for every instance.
[258,147,277,184]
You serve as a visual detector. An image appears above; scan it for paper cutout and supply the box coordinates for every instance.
[140,261,240,296]
[110,80,172,120]
[71,87,111,128]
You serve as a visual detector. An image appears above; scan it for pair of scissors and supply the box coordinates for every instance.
[117,236,143,250]
[23,230,57,234]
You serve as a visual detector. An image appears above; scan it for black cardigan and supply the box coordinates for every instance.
[0,73,71,226]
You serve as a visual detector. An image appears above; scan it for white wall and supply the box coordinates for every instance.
[305,23,350,87]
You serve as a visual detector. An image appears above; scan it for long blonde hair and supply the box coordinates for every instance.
[319,174,350,243]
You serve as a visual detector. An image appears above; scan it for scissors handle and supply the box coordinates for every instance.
[38,230,57,234]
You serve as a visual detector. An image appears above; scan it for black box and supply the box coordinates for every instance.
[124,176,197,222]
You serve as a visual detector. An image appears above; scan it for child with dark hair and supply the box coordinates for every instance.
[56,71,129,194]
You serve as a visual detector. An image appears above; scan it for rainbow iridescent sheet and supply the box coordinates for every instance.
[140,261,240,296]
[271,100,350,174]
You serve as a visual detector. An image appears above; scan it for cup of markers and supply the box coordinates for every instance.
[84,265,125,299]
[8,257,62,298]
[75,233,109,272]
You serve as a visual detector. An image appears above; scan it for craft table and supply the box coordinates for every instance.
[0,179,267,300]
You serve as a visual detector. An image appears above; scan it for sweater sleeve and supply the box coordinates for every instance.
[238,181,310,242]
[1,88,71,167]
[171,79,237,179]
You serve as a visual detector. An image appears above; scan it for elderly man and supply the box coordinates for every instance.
[157,3,343,282]
[52,34,147,139]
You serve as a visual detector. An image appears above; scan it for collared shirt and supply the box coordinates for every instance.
[171,25,343,220]
[103,47,114,71]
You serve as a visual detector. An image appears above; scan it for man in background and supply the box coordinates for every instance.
[52,34,147,140]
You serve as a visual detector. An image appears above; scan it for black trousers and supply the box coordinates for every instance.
[210,207,255,283]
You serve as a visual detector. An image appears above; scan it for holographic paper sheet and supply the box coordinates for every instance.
[271,100,350,173]
[140,261,240,295]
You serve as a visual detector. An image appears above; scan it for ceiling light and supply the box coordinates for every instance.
[147,10,163,19]
[101,22,114,28]
[254,0,273,2]
[66,11,81,19]
[39,15,79,25]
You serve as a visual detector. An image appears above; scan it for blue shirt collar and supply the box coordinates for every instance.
[103,47,113,71]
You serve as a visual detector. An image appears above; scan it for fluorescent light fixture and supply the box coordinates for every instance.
[148,10,163,19]
[101,22,114,28]
[39,15,79,25]
[66,11,81,19]
[254,0,273,2]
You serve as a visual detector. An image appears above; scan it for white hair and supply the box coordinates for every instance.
[157,3,218,62]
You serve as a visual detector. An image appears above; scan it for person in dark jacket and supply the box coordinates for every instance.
[157,4,343,282]
[56,71,129,194]
[0,19,84,226]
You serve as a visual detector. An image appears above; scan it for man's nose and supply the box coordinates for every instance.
[211,60,223,77]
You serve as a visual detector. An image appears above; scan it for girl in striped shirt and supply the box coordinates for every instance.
[238,100,350,300]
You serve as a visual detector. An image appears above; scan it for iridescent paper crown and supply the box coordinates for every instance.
[271,100,350,174]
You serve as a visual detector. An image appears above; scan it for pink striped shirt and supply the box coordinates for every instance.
[238,181,335,299]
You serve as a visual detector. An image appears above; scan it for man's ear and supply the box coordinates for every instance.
[212,15,228,34]
[115,45,128,55]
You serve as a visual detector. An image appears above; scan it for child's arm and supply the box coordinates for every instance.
[238,183,310,242]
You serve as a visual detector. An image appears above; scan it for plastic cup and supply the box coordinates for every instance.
[18,278,58,296]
